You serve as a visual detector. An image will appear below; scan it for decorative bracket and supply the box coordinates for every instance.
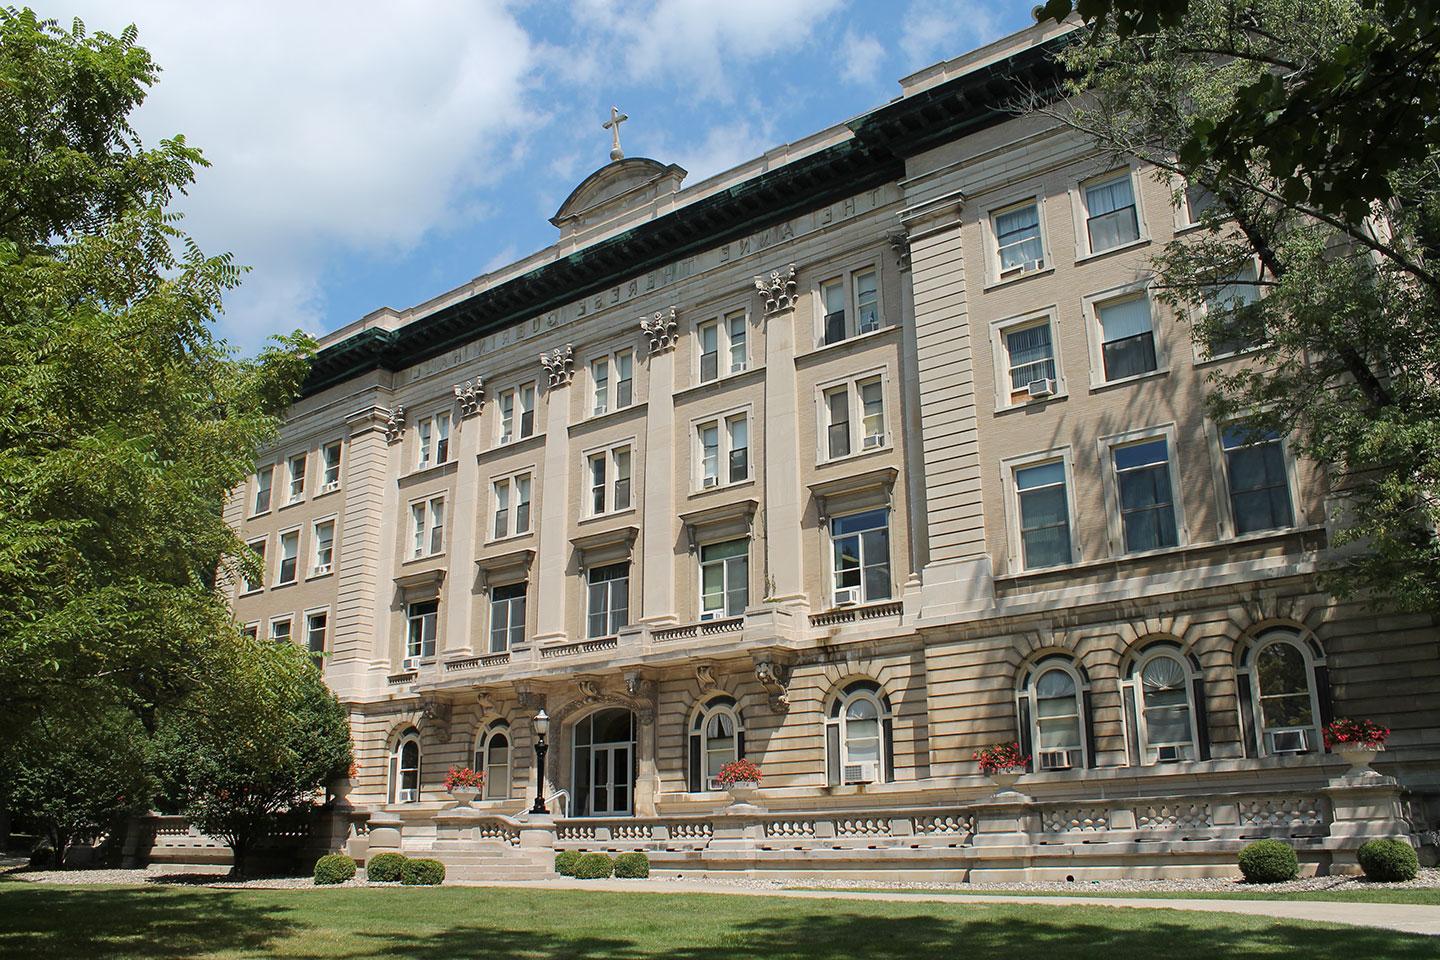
[753,657,793,713]
[419,696,452,740]
[695,663,717,692]
[754,263,799,315]
[540,344,575,387]
[887,232,912,271]
[384,404,406,444]
[453,377,484,417]
[640,307,679,353]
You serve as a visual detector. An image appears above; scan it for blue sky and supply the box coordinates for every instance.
[40,1,1039,353]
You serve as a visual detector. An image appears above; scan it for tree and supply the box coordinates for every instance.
[151,640,352,877]
[1039,0,1440,610]
[1,709,152,862]
[0,8,312,741]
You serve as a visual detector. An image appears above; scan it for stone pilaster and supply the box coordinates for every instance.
[639,311,678,624]
[444,388,483,657]
[756,265,807,606]
[533,356,574,644]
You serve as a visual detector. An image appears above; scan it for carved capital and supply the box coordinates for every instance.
[384,404,406,444]
[753,658,793,713]
[540,344,575,387]
[754,263,799,315]
[640,307,679,354]
[887,232,911,271]
[453,378,484,417]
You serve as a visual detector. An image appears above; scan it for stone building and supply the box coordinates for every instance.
[221,20,1437,880]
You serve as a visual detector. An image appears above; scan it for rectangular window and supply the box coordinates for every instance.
[243,538,266,593]
[699,422,720,487]
[270,617,292,644]
[822,376,886,459]
[615,351,633,408]
[591,352,633,414]
[826,386,851,459]
[322,441,342,487]
[312,520,335,573]
[411,497,445,557]
[277,530,299,584]
[1203,262,1263,357]
[726,311,747,373]
[499,390,515,443]
[1097,294,1157,381]
[697,414,751,488]
[699,321,719,383]
[417,418,433,469]
[589,453,607,515]
[406,599,438,659]
[1222,426,1294,535]
[727,414,749,483]
[1004,321,1057,402]
[859,378,884,447]
[1184,182,1216,224]
[491,472,533,539]
[1014,461,1071,569]
[493,479,510,539]
[613,447,631,511]
[592,357,610,415]
[514,474,531,534]
[1115,438,1179,552]
[305,611,327,665]
[854,269,879,333]
[1085,172,1140,252]
[831,508,891,604]
[586,562,629,639]
[499,384,536,442]
[243,623,259,641]
[418,414,451,467]
[435,412,451,463]
[994,200,1044,275]
[253,466,273,514]
[489,582,526,652]
[519,383,535,438]
[287,454,306,502]
[821,278,846,344]
[700,539,748,618]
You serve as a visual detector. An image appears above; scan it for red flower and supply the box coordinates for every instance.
[443,766,485,790]
[715,759,763,786]
[1323,718,1390,749]
[972,741,1030,776]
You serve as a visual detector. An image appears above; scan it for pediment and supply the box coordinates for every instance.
[550,158,687,238]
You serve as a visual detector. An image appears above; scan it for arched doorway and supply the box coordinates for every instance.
[572,708,635,817]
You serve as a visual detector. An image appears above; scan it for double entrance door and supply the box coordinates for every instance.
[573,708,635,817]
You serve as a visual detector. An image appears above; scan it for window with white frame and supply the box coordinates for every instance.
[492,472,533,539]
[410,496,446,558]
[1221,424,1294,535]
[1013,459,1072,569]
[1018,661,1088,770]
[1001,317,1058,403]
[825,680,893,785]
[286,453,307,503]
[498,382,536,443]
[1095,292,1158,381]
[475,723,511,800]
[688,697,744,791]
[1181,181,1217,226]
[1112,436,1179,553]
[993,199,1045,277]
[586,562,629,638]
[489,581,526,652]
[696,413,749,488]
[696,310,750,382]
[818,267,881,345]
[1201,261,1264,357]
[311,519,335,575]
[1083,171,1141,253]
[242,538,266,593]
[1130,650,1198,763]
[822,375,885,460]
[416,411,451,469]
[269,616,292,644]
[406,599,438,660]
[586,445,632,515]
[305,610,327,666]
[242,622,260,641]
[391,730,421,803]
[321,440,342,488]
[591,350,634,416]
[253,465,273,514]
[726,310,748,373]
[1253,636,1318,753]
[700,539,748,619]
[276,529,299,584]
[830,508,891,605]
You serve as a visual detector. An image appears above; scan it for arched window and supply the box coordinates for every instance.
[474,721,511,800]
[1016,658,1091,770]
[687,696,745,791]
[1240,628,1326,756]
[1127,650,1201,764]
[825,680,894,785]
[390,728,421,804]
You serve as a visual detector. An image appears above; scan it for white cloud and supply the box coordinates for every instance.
[899,0,1004,71]
[38,0,537,350]
[670,119,776,183]
[840,28,887,86]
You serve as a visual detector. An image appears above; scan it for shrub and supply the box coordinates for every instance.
[401,857,446,886]
[1357,838,1419,882]
[614,852,650,878]
[313,853,357,885]
[573,852,614,879]
[28,845,54,868]
[1238,839,1299,883]
[366,852,408,883]
[555,850,581,876]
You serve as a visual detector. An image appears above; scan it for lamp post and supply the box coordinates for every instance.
[530,709,550,815]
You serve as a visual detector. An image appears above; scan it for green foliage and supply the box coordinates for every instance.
[400,858,445,886]
[1239,839,1300,883]
[312,853,356,885]
[0,709,151,862]
[1357,838,1419,882]
[149,641,352,876]
[0,6,314,745]
[554,850,580,877]
[573,852,614,879]
[365,853,407,883]
[613,852,650,879]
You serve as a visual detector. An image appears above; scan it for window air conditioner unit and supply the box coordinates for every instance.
[593,404,607,416]
[313,564,332,577]
[863,433,885,449]
[397,788,417,804]
[706,777,725,791]
[733,360,747,372]
[1027,378,1057,399]
[702,475,719,489]
[833,587,861,607]
[699,611,719,622]
[321,481,340,493]
[500,431,513,444]
[843,762,878,785]
[1269,729,1310,754]
[1155,744,1184,763]
[1037,749,1077,771]
[401,656,422,672]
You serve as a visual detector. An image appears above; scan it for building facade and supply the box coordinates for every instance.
[224,21,1438,879]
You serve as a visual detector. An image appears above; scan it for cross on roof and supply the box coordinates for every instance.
[603,105,629,162]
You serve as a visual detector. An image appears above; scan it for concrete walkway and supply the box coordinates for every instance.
[486,877,1440,937]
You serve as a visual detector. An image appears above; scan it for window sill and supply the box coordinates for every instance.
[479,432,545,462]
[484,530,535,548]
[314,484,342,499]
[239,587,264,598]
[1074,235,1151,265]
[576,401,647,432]
[687,477,756,500]
[982,263,1055,292]
[271,580,297,591]
[1088,367,1169,394]
[401,459,458,484]
[797,324,897,363]
[278,498,306,511]
[672,364,765,403]
[815,443,895,470]
[402,552,447,565]
[248,509,272,520]
[305,568,335,582]
[994,390,1069,415]
[578,506,637,526]
[1193,344,1267,367]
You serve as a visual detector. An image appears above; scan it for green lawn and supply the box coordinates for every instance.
[798,884,1440,905]
[0,882,1435,960]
